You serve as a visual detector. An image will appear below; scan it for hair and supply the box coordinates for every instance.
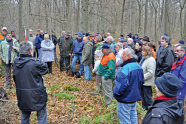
[161,35,171,43]
[116,42,123,49]
[136,41,143,47]
[19,41,33,55]
[176,44,186,52]
[44,34,49,38]
[107,36,114,41]
[142,45,153,56]
[124,48,136,58]
[148,42,156,52]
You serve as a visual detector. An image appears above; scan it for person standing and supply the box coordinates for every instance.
[58,32,73,71]
[13,41,48,124]
[142,73,184,124]
[28,29,36,57]
[41,34,55,74]
[113,48,144,124]
[50,31,58,63]
[141,46,156,110]
[171,44,186,107]
[72,32,84,75]
[99,43,116,105]
[82,36,93,81]
[35,30,44,59]
[155,35,175,77]
[0,33,19,89]
[0,27,7,43]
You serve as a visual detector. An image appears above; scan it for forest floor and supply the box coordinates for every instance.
[0,63,185,124]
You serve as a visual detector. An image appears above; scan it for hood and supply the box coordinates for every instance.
[153,99,184,119]
[14,55,34,68]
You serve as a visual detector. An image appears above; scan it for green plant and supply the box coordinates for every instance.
[53,92,76,100]
[50,84,59,91]
[64,85,80,91]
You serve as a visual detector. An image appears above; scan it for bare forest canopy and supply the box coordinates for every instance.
[0,0,186,42]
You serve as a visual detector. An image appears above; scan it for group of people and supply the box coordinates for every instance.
[0,26,185,124]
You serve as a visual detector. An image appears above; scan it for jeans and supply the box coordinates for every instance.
[54,47,58,61]
[178,99,185,124]
[21,106,47,124]
[72,55,84,75]
[84,65,91,81]
[117,102,138,124]
[38,49,41,60]
[141,86,153,110]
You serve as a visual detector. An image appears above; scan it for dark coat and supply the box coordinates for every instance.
[155,45,175,77]
[82,41,93,65]
[142,98,184,124]
[13,55,48,111]
[35,34,44,49]
[59,37,73,57]
[135,48,142,63]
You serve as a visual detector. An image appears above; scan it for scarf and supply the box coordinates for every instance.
[171,54,186,70]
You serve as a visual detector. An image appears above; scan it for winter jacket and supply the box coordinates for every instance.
[142,98,184,124]
[0,39,19,64]
[171,54,186,100]
[113,58,144,103]
[98,52,116,79]
[35,34,44,49]
[0,32,5,43]
[13,55,48,111]
[50,34,57,46]
[135,48,142,63]
[73,38,84,55]
[92,60,101,75]
[115,49,124,75]
[155,45,175,77]
[82,41,93,65]
[41,40,55,62]
[58,37,73,57]
[141,56,156,86]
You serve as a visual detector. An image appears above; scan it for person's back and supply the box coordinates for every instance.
[13,41,48,124]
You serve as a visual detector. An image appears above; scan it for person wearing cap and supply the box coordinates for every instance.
[82,36,93,81]
[179,40,185,45]
[98,43,116,105]
[0,27,7,43]
[0,33,19,89]
[155,35,175,77]
[171,45,186,106]
[142,72,184,124]
[120,39,131,49]
[113,48,144,124]
[141,36,150,46]
[58,32,73,71]
[72,32,84,75]
[133,33,140,44]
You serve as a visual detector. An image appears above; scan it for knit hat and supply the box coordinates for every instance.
[101,43,110,49]
[2,27,7,31]
[179,40,184,45]
[78,32,83,37]
[155,72,182,97]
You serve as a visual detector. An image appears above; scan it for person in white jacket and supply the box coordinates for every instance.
[115,42,123,75]
[91,50,103,95]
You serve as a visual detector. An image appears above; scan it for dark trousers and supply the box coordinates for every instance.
[60,56,70,71]
[4,62,11,89]
[21,106,47,124]
[46,62,52,73]
[141,86,153,110]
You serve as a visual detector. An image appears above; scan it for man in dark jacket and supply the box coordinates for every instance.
[50,31,58,63]
[13,41,48,124]
[58,32,73,71]
[155,35,175,77]
[142,73,184,124]
[35,30,44,59]
[113,48,144,124]
[72,32,84,75]
[82,36,93,81]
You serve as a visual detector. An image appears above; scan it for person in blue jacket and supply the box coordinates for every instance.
[72,32,84,75]
[35,30,44,59]
[113,48,144,124]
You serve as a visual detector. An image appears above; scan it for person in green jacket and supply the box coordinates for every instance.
[0,33,19,89]
[98,43,116,105]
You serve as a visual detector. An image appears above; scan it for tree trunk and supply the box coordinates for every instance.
[144,0,148,35]
[164,0,169,35]
[19,0,24,41]
[80,0,89,33]
[120,0,126,34]
[184,8,186,41]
